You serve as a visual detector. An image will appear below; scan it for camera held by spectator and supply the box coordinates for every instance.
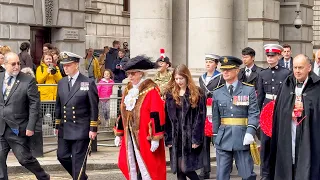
[48,63,57,75]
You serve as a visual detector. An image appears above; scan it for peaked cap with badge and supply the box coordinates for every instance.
[219,56,243,69]
[123,55,155,71]
[59,51,83,64]
[263,44,283,56]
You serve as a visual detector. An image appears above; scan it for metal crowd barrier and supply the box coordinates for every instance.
[37,83,126,138]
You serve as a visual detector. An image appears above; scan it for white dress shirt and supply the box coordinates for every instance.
[313,62,320,76]
[68,71,80,87]
[2,72,16,94]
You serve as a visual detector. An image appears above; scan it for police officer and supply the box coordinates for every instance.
[257,44,291,180]
[55,52,99,180]
[212,56,260,180]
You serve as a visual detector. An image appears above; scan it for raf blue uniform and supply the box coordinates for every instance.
[55,52,99,180]
[212,56,260,180]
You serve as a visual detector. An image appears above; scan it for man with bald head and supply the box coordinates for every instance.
[0,52,50,180]
[270,54,320,180]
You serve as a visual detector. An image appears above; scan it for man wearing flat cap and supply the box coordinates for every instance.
[113,55,166,180]
[257,44,291,180]
[55,51,99,180]
[198,53,224,179]
[212,56,260,180]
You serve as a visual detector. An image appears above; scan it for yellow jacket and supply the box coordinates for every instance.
[85,56,101,79]
[36,62,62,101]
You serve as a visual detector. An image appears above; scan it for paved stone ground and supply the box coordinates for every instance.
[8,167,260,180]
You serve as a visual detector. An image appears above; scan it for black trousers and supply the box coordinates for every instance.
[0,126,49,180]
[200,136,211,176]
[57,138,90,180]
[260,131,271,179]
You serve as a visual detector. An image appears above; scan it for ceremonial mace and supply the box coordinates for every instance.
[77,139,92,180]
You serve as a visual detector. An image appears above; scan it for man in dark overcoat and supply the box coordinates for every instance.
[270,54,320,180]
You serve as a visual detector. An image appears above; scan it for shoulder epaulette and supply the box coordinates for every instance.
[213,84,225,91]
[242,82,254,87]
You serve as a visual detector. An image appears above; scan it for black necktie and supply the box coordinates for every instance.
[68,77,73,91]
[228,85,234,95]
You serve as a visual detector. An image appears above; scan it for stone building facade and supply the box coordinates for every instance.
[0,0,129,67]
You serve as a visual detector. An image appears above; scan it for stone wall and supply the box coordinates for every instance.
[0,0,86,56]
[314,0,320,50]
[85,0,130,50]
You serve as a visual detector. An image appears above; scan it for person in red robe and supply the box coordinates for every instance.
[113,55,166,180]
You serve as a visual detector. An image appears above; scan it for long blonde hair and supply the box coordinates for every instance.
[165,64,200,108]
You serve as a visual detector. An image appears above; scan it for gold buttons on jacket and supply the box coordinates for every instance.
[73,121,76,123]
[64,115,66,118]
[72,107,75,109]
[73,111,75,114]
[64,111,66,113]
[64,106,66,109]
[64,120,66,123]
[73,116,76,118]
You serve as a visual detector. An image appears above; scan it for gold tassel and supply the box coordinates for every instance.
[250,141,261,165]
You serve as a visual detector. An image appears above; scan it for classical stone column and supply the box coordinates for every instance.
[279,0,314,58]
[248,0,280,68]
[188,0,233,69]
[233,0,248,57]
[130,0,172,61]
[172,0,187,66]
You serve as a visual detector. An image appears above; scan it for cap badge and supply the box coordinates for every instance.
[62,53,69,59]
[223,57,228,63]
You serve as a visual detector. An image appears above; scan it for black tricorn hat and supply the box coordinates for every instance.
[219,56,242,69]
[123,55,155,71]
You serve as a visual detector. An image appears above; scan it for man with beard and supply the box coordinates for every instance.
[238,47,263,90]
[270,54,320,180]
[153,49,172,96]
[257,44,291,180]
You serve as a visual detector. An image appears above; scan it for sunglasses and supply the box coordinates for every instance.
[9,62,21,66]
[126,71,137,76]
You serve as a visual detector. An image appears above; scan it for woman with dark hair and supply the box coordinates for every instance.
[19,42,34,70]
[164,64,206,180]
[51,47,66,77]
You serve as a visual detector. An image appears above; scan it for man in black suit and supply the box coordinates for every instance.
[278,44,293,71]
[0,52,50,180]
[55,51,99,180]
[238,47,263,90]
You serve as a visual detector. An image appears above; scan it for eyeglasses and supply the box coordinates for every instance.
[126,71,137,76]
[9,62,21,66]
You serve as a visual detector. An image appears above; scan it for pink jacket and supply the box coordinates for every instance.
[97,78,114,99]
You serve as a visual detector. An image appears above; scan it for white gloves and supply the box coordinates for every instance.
[150,140,159,152]
[114,136,121,147]
[243,133,254,145]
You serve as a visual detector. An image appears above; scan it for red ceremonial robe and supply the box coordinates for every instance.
[114,79,166,180]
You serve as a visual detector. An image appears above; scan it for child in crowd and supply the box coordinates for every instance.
[97,69,114,126]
